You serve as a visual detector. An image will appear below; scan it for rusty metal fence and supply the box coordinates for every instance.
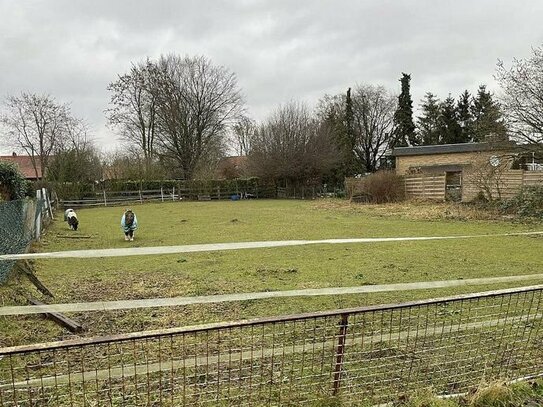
[1,285,543,406]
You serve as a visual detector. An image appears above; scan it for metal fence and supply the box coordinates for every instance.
[0,199,43,283]
[1,285,542,406]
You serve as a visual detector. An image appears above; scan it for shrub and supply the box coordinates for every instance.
[400,388,456,406]
[500,186,543,219]
[466,381,514,407]
[350,171,405,204]
[0,161,29,201]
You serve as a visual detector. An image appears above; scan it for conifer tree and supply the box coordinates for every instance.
[456,90,474,143]
[393,73,418,146]
[439,95,462,144]
[471,85,507,142]
[417,93,441,145]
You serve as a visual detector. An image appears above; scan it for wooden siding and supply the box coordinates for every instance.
[404,174,446,201]
[524,171,543,186]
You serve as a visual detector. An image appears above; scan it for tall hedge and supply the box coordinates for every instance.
[51,177,276,200]
[0,161,29,201]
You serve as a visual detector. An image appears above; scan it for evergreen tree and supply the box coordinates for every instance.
[417,93,441,145]
[471,85,507,142]
[315,90,360,185]
[345,87,356,155]
[456,90,474,143]
[439,94,462,144]
[393,73,418,146]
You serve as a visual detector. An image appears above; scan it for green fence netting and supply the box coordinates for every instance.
[0,199,42,283]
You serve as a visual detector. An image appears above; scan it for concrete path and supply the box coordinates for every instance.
[1,275,542,316]
[0,231,542,261]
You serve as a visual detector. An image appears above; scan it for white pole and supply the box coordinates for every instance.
[161,187,164,202]
[35,190,42,240]
[41,188,48,214]
[43,188,54,219]
[172,186,175,201]
[139,190,143,204]
[103,190,107,206]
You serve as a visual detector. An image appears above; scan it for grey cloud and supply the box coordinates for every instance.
[1,0,543,152]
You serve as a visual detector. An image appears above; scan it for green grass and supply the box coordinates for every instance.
[398,379,543,406]
[1,199,543,346]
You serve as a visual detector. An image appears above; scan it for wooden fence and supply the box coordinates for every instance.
[463,170,543,201]
[407,170,543,202]
[61,185,278,209]
[404,174,446,201]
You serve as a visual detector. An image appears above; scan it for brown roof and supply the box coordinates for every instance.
[0,154,43,179]
[215,156,248,179]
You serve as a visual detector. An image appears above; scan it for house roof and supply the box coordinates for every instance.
[392,142,498,157]
[215,156,248,179]
[0,154,43,179]
[413,164,469,173]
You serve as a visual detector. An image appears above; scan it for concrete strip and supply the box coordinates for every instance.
[0,231,542,261]
[1,274,542,316]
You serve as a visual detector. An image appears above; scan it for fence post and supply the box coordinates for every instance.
[332,313,349,396]
[35,190,42,240]
[42,188,53,219]
[161,187,164,202]
[172,187,175,201]
[139,190,143,204]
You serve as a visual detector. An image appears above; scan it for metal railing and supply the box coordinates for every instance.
[0,198,44,284]
[1,285,542,406]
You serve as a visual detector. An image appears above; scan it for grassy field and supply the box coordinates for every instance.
[1,199,543,346]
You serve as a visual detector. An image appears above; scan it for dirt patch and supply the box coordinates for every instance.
[313,200,508,222]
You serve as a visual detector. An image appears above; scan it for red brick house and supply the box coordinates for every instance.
[0,153,43,180]
[215,156,248,179]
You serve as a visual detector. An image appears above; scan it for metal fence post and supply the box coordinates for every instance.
[35,190,42,240]
[332,313,349,396]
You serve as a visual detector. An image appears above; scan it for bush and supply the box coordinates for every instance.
[349,171,405,204]
[0,161,29,201]
[500,186,543,219]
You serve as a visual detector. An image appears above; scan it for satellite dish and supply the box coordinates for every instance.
[489,155,501,167]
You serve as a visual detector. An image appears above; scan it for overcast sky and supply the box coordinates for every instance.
[1,0,542,154]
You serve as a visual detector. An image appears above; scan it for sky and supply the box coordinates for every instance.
[1,0,542,154]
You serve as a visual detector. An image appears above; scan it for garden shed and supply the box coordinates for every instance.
[392,142,543,202]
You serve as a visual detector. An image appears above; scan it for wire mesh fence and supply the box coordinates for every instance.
[0,199,43,283]
[1,285,542,406]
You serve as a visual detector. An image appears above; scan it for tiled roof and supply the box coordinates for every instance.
[0,155,43,179]
[391,142,515,157]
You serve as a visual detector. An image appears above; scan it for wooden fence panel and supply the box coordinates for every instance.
[404,174,446,201]
[524,171,543,186]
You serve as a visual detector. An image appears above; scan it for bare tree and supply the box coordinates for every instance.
[1,93,72,179]
[496,45,543,148]
[106,60,157,168]
[231,116,256,156]
[248,101,338,184]
[48,120,103,183]
[465,152,514,201]
[149,54,244,179]
[351,84,398,172]
[57,117,92,153]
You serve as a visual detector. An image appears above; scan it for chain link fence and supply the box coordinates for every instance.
[0,199,43,283]
[1,285,542,406]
